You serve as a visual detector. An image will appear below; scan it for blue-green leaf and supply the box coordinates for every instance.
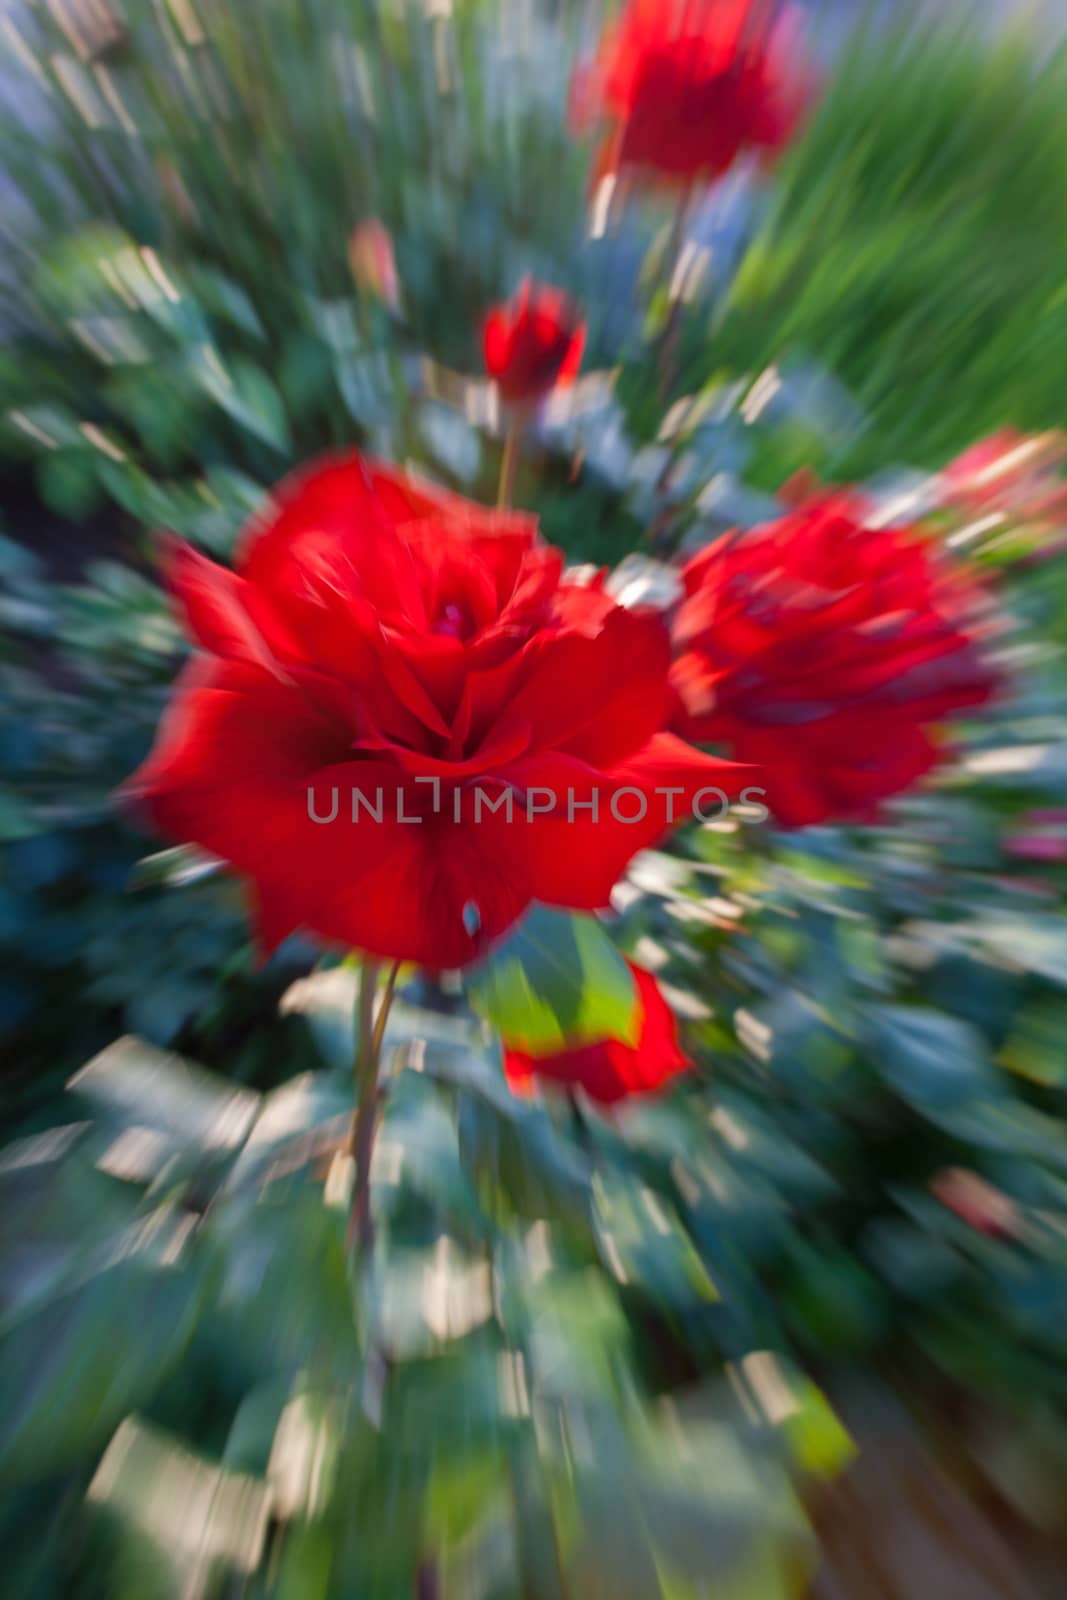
[466,907,639,1056]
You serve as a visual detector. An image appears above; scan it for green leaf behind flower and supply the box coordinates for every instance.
[466,906,639,1057]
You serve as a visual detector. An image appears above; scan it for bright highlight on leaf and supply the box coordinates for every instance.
[466,905,640,1057]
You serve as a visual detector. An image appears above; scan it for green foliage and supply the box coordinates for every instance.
[7,3,1067,1591]
[718,14,1067,478]
[0,0,617,556]
[0,543,319,1126]
[648,705,1067,1403]
[0,1010,819,1597]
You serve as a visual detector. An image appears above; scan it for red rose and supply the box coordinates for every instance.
[124,454,748,969]
[670,494,999,827]
[930,1168,1023,1241]
[942,429,1036,509]
[483,280,586,406]
[572,0,812,189]
[505,961,691,1104]
[348,218,400,311]
[943,430,1067,526]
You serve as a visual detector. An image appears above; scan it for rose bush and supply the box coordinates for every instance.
[6,4,1067,1593]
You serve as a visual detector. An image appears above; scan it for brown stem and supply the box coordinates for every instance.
[370,960,401,1067]
[497,418,521,509]
[348,958,399,1258]
[350,962,379,1148]
[415,1559,440,1600]
[647,183,701,553]
[656,181,697,406]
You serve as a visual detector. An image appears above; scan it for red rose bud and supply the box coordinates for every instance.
[942,430,1067,544]
[670,493,1000,828]
[1004,809,1067,864]
[348,219,400,311]
[778,467,823,508]
[942,429,1055,506]
[123,453,750,971]
[943,430,1035,504]
[930,1168,1023,1241]
[483,280,586,406]
[572,0,814,190]
[505,962,691,1105]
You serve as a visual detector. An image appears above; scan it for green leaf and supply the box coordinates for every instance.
[0,790,36,843]
[758,1367,855,1480]
[69,1036,261,1157]
[930,1098,1067,1174]
[466,907,639,1056]
[425,1454,509,1547]
[374,1070,484,1233]
[458,1090,593,1229]
[188,347,290,451]
[226,1073,352,1190]
[205,1180,355,1385]
[0,1132,141,1332]
[969,913,1067,989]
[275,1522,334,1600]
[190,268,265,339]
[864,1004,999,1112]
[0,1255,207,1481]
[999,997,1067,1089]
[126,981,208,1047]
[35,451,103,520]
[279,332,334,411]
[592,1170,719,1310]
[223,1379,292,1477]
[418,401,481,484]
[86,1418,271,1586]
[377,1247,487,1355]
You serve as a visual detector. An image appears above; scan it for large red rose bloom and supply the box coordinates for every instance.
[483,281,586,406]
[572,0,812,188]
[670,494,999,827]
[125,454,748,969]
[505,961,691,1105]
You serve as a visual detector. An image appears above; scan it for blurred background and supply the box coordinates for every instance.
[4,0,1067,1595]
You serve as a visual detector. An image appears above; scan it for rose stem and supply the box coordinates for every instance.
[648,180,699,551]
[369,959,401,1069]
[497,418,521,509]
[349,957,401,1257]
[656,178,698,406]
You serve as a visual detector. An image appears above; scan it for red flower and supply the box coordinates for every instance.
[670,494,999,827]
[1003,809,1067,865]
[572,0,812,189]
[124,454,749,970]
[930,1169,1023,1241]
[942,429,1038,510]
[348,219,400,311]
[943,430,1067,525]
[483,281,586,406]
[505,961,691,1104]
